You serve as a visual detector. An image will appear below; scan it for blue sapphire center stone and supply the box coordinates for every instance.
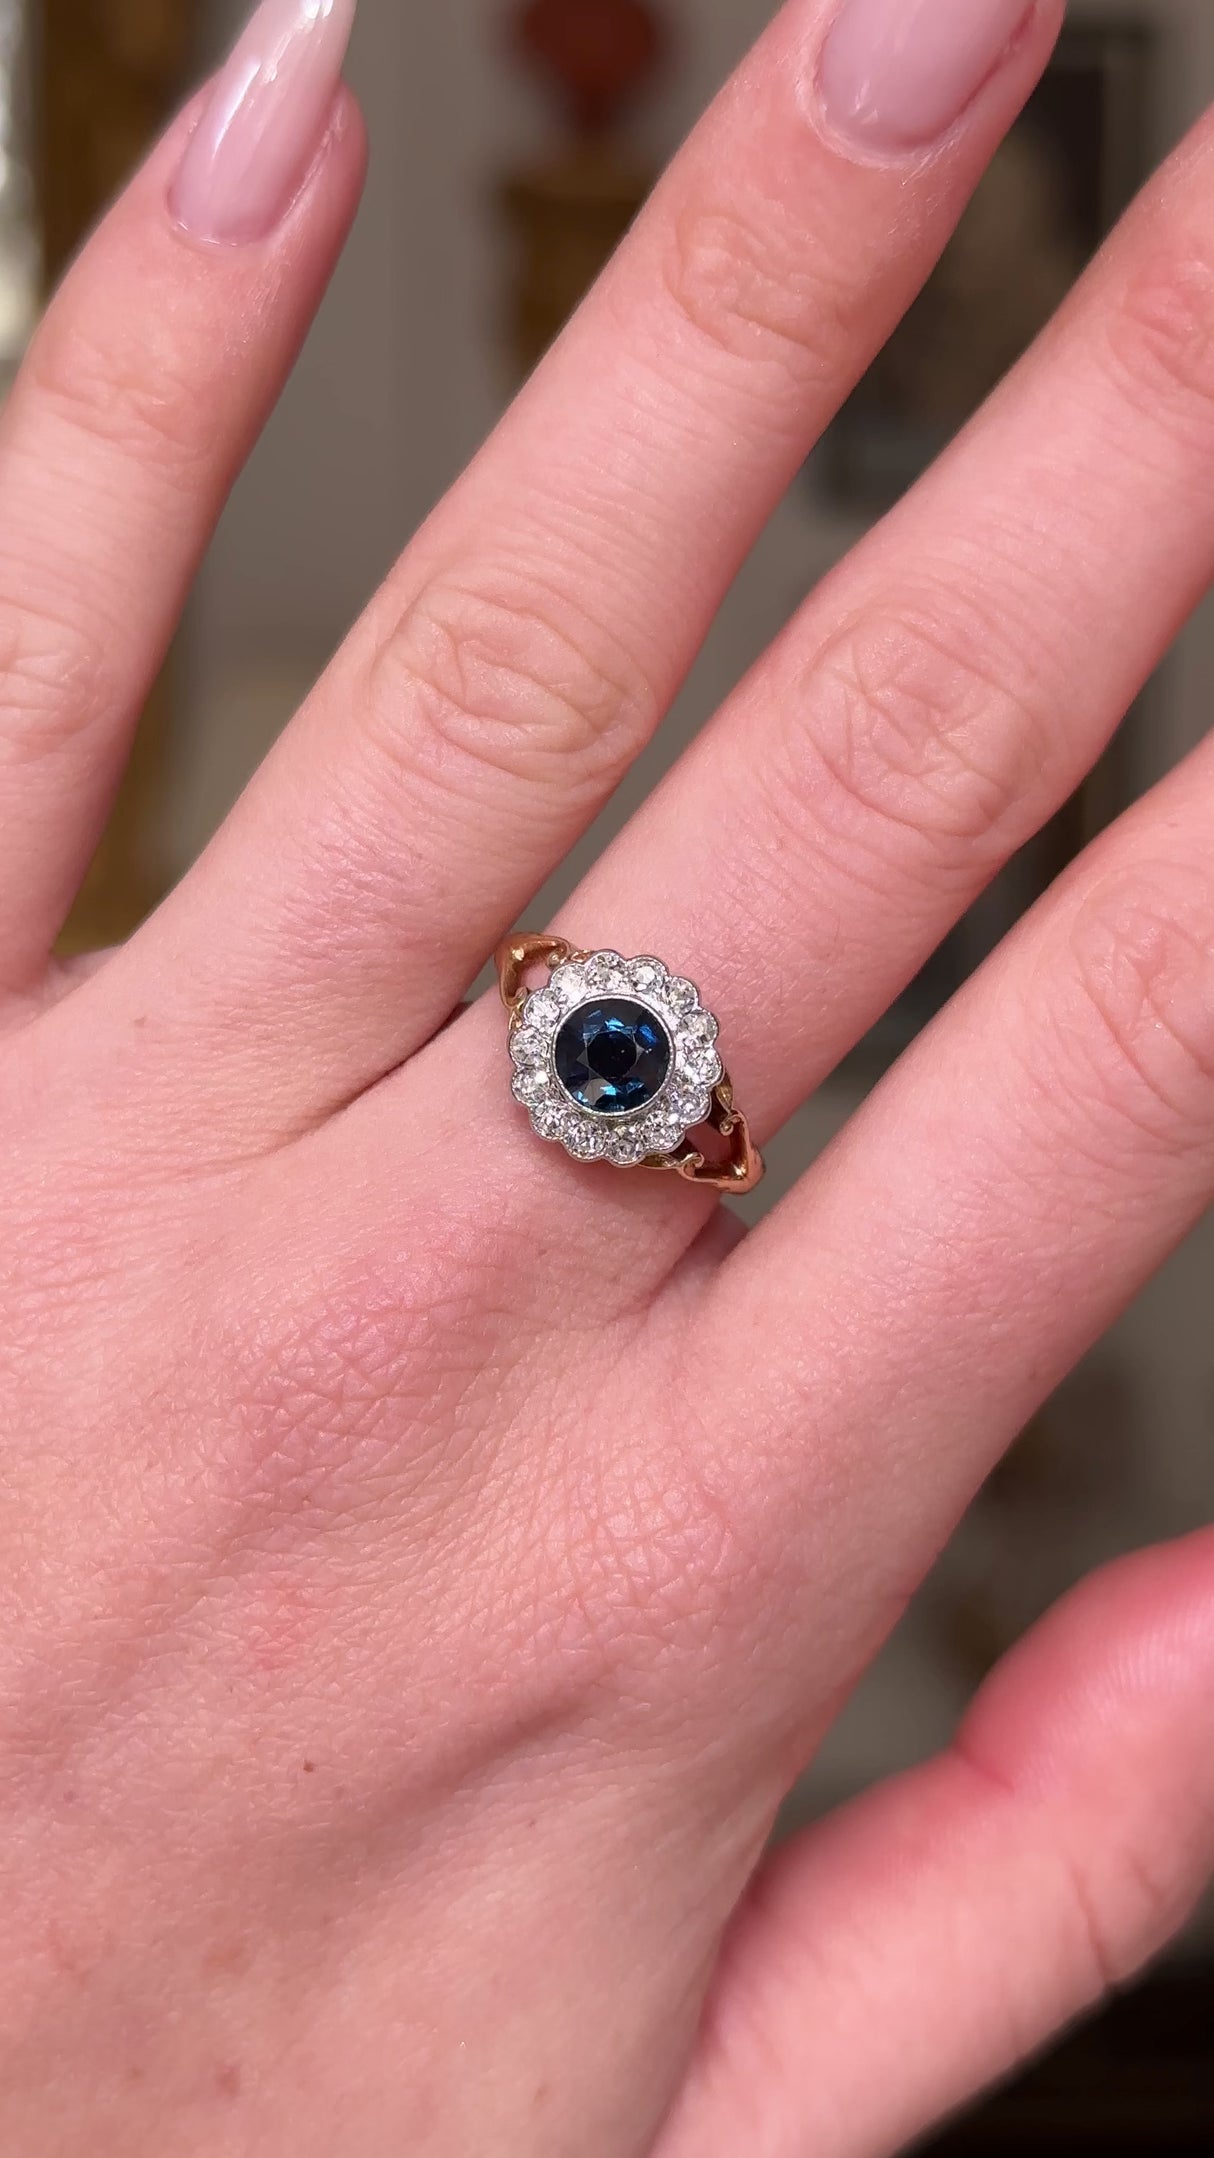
[553,999,672,1117]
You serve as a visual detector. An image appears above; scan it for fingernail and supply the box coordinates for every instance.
[818,0,1035,153]
[171,0,356,244]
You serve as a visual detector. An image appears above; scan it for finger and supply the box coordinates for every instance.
[705,723,1214,1666]
[83,0,1064,1148]
[562,100,1214,1152]
[0,0,364,996]
[658,1534,1214,2158]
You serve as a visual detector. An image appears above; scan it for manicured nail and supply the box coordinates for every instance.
[818,0,1034,153]
[171,0,356,244]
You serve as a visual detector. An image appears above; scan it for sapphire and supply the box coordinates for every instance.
[553,999,672,1118]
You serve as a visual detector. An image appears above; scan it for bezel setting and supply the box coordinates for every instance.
[509,951,723,1168]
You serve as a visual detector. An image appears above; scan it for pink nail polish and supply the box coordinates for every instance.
[171,0,356,244]
[818,0,1035,153]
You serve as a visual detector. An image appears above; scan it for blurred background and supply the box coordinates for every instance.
[8,0,1214,2147]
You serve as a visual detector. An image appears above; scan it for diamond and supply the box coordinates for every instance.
[665,976,698,1014]
[682,1042,723,1086]
[549,963,586,1007]
[642,1108,684,1154]
[583,950,627,992]
[670,1082,713,1126]
[627,957,665,994]
[523,989,561,1031]
[510,1027,548,1068]
[512,1068,549,1104]
[604,1125,651,1166]
[564,1119,607,1160]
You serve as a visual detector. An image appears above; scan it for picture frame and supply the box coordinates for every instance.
[816,20,1155,517]
[822,20,1159,1067]
[36,0,194,953]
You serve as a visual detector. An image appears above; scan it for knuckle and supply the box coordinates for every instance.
[25,308,214,477]
[782,602,1047,865]
[230,1297,443,1516]
[1106,227,1214,427]
[1064,861,1214,1141]
[544,1323,816,1699]
[1059,1831,1195,2001]
[365,571,651,798]
[537,1420,753,1697]
[217,1231,519,1528]
[0,599,109,766]
[660,195,854,382]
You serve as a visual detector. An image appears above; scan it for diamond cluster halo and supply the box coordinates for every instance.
[509,951,723,1168]
[496,934,763,1192]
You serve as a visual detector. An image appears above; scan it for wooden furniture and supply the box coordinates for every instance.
[500,0,665,376]
[37,0,193,949]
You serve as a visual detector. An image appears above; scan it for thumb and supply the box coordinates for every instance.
[658,1531,1214,2158]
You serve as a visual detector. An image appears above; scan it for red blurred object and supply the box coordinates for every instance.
[514,0,666,133]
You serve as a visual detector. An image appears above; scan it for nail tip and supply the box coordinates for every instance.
[170,0,356,246]
[817,0,1037,157]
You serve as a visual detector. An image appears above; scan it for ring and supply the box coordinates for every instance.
[496,936,764,1194]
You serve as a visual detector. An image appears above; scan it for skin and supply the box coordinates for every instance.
[0,0,1212,2150]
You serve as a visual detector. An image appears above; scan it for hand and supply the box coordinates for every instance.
[2,0,1212,2150]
